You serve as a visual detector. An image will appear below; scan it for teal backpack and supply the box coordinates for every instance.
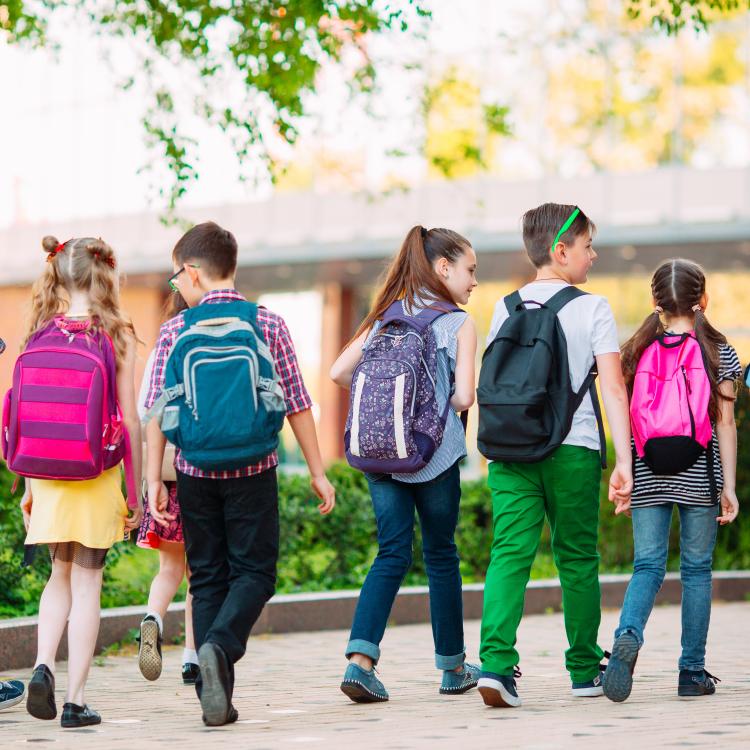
[147,301,286,470]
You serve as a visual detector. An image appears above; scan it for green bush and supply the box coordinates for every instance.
[2,389,749,618]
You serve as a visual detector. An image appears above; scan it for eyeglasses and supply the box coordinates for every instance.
[168,264,200,293]
[551,207,581,254]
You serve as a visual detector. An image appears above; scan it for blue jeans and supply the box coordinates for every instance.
[346,462,465,670]
[616,503,719,671]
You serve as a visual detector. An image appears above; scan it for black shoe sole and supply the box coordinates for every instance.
[678,686,716,697]
[602,635,639,703]
[340,681,389,703]
[61,714,101,728]
[198,644,230,726]
[27,675,56,720]
[439,680,479,695]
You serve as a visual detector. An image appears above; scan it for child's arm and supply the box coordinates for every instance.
[596,352,633,514]
[117,334,143,529]
[330,331,368,389]
[271,313,335,514]
[288,410,336,515]
[716,379,739,525]
[146,419,174,528]
[451,316,477,411]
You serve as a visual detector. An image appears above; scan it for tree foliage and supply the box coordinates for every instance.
[626,0,750,33]
[0,1,428,217]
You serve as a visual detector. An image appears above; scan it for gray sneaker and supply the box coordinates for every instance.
[340,662,389,703]
[602,632,640,703]
[440,662,480,695]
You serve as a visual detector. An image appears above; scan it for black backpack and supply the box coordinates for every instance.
[477,286,606,467]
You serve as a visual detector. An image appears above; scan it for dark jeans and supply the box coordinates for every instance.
[177,468,279,669]
[346,462,465,669]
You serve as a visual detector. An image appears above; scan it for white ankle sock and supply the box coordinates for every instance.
[182,648,198,665]
[145,611,163,634]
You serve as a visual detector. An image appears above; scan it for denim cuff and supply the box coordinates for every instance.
[614,626,644,648]
[435,650,465,671]
[345,639,380,664]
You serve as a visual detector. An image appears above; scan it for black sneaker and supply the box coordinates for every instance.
[26,664,56,720]
[0,679,25,711]
[602,632,640,703]
[678,668,720,697]
[477,668,522,708]
[182,663,200,685]
[198,642,232,726]
[137,615,163,681]
[61,702,101,728]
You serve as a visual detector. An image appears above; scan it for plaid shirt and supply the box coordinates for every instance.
[144,289,312,478]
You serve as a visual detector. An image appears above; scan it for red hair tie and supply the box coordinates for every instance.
[46,239,71,263]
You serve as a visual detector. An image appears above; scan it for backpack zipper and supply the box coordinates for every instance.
[681,365,696,440]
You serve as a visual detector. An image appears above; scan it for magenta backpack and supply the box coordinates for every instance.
[630,332,714,477]
[2,318,138,508]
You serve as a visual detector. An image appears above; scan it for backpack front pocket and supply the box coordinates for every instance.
[183,346,259,448]
[477,386,552,447]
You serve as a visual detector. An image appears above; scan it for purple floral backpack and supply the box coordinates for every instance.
[345,299,460,474]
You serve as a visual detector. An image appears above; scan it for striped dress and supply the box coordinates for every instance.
[631,343,741,508]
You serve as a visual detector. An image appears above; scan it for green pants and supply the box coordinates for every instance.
[480,445,604,683]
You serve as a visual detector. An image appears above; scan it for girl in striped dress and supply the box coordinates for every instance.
[603,259,740,704]
[330,226,480,702]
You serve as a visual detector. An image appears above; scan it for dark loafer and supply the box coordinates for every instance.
[197,642,232,726]
[61,702,101,728]
[27,664,56,720]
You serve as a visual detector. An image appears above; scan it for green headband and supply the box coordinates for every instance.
[550,207,581,254]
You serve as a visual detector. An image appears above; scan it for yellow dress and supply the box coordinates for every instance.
[26,466,128,550]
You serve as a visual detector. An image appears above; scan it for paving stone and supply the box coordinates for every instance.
[2,602,749,748]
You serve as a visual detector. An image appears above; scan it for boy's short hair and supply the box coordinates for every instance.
[173,221,238,279]
[521,203,596,269]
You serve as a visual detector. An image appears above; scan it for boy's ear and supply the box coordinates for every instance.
[550,241,567,266]
[186,264,201,287]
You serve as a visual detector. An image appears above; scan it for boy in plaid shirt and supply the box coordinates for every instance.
[144,222,335,726]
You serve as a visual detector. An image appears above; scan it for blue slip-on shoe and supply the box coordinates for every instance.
[440,662,481,695]
[678,668,720,697]
[0,680,25,711]
[477,668,522,708]
[572,671,604,697]
[602,632,640,703]
[340,662,389,703]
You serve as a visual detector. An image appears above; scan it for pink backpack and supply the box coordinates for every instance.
[630,332,713,476]
[2,318,138,508]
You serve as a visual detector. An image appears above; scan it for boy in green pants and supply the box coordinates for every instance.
[477,203,632,707]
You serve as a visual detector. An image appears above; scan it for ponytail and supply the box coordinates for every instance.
[351,225,470,342]
[621,309,665,394]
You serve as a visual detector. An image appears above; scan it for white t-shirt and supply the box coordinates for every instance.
[486,281,620,452]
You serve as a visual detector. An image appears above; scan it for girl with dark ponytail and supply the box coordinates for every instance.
[603,259,741,704]
[331,225,479,702]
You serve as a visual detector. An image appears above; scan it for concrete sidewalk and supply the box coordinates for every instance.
[2,602,749,749]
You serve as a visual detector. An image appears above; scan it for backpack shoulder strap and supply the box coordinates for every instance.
[545,285,588,315]
[503,291,523,317]
[381,299,460,332]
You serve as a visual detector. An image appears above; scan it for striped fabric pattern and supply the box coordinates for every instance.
[631,343,741,508]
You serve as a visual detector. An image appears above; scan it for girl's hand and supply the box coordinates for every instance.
[718,488,739,525]
[608,460,633,517]
[20,489,33,531]
[125,505,143,532]
[311,474,336,515]
[148,481,176,528]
